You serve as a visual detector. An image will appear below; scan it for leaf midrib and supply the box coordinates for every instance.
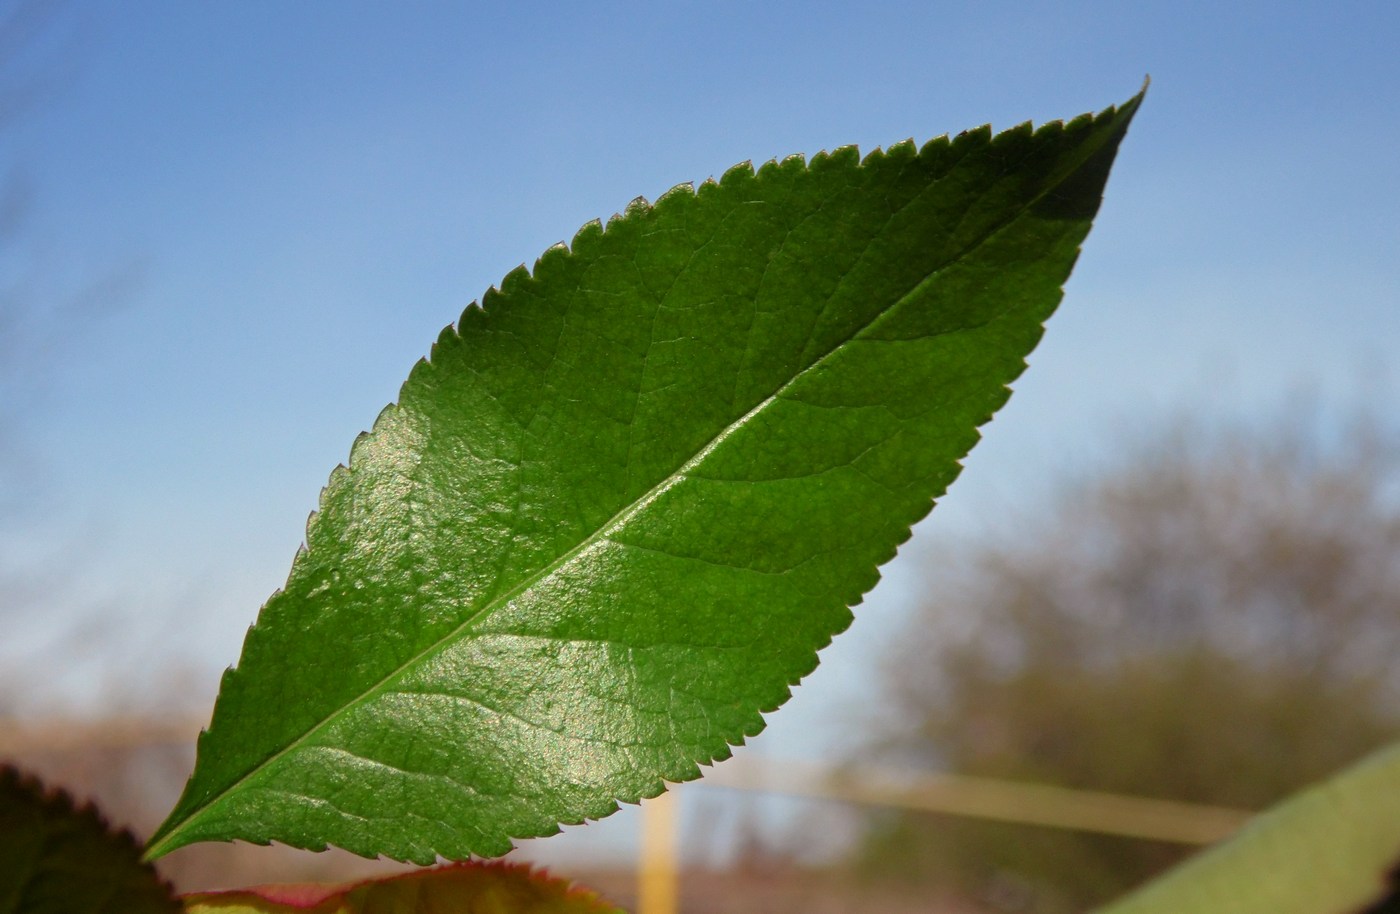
[150,121,1114,857]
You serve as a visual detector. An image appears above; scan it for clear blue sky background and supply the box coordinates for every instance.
[3,0,1398,863]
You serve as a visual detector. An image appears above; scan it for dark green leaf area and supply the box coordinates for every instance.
[148,92,1140,863]
[0,765,179,914]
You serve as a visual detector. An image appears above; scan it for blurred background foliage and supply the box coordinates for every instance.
[858,412,1400,912]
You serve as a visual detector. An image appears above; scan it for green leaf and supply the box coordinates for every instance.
[147,90,1141,862]
[181,861,622,914]
[1094,741,1400,914]
[0,764,180,914]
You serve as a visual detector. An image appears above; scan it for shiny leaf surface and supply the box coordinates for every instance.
[149,91,1141,861]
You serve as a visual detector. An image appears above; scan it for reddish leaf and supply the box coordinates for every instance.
[182,861,622,913]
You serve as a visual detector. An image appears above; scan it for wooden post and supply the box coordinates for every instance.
[638,789,679,914]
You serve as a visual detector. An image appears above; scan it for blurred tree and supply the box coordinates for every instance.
[859,414,1400,912]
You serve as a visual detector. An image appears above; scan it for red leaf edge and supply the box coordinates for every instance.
[179,859,622,912]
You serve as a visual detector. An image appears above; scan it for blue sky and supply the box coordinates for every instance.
[3,0,1399,860]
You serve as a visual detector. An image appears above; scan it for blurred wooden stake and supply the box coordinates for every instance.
[705,758,1253,846]
[638,789,679,914]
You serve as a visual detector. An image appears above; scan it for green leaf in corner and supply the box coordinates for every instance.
[1094,741,1400,914]
[147,90,1142,862]
[0,764,180,914]
[181,861,622,914]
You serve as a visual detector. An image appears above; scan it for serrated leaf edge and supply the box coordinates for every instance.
[149,90,1143,862]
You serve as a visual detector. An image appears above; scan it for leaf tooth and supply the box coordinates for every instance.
[720,159,755,183]
[428,327,459,367]
[346,427,375,465]
[569,216,605,253]
[952,122,994,148]
[478,282,505,313]
[918,132,952,156]
[886,137,918,158]
[990,119,1037,151]
[815,145,859,171]
[498,262,533,298]
[532,240,572,279]
[753,157,782,178]
[654,180,694,210]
